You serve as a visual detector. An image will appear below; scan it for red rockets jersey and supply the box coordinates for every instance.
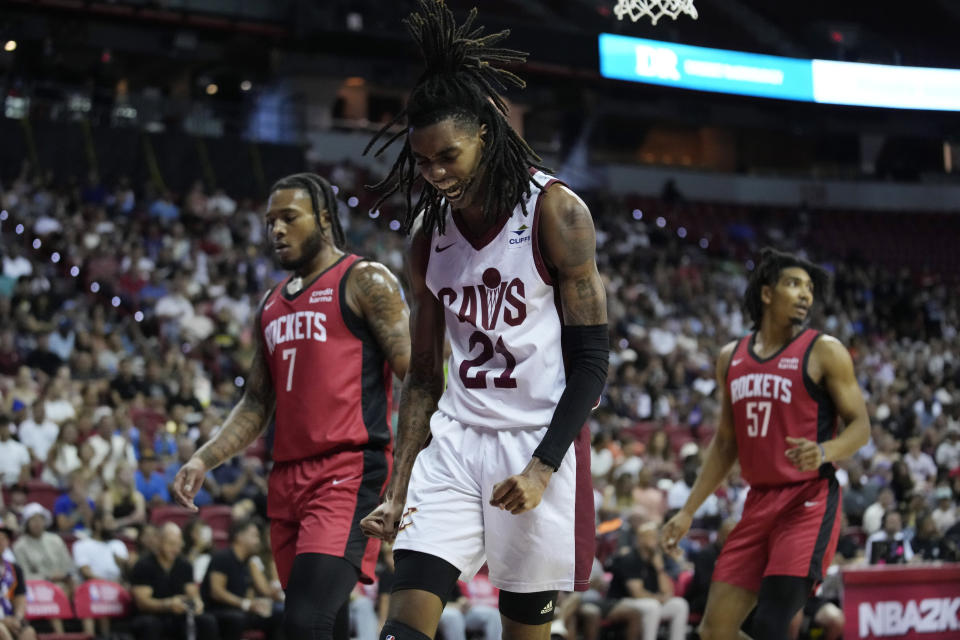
[726,328,837,487]
[260,254,393,462]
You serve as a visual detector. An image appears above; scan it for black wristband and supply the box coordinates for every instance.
[533,324,609,470]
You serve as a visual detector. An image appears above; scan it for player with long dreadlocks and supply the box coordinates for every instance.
[359,3,608,640]
[173,173,410,640]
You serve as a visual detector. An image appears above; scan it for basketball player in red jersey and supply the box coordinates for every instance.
[171,173,410,640]
[661,248,869,640]
[358,3,608,640]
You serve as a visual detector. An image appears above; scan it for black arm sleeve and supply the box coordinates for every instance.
[532,324,609,470]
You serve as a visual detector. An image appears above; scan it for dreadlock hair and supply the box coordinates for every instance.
[744,247,830,329]
[270,173,346,249]
[364,0,549,236]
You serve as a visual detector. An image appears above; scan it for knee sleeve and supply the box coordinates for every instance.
[498,590,559,626]
[380,619,434,640]
[752,576,813,640]
[392,550,461,602]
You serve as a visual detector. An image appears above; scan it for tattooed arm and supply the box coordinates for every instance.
[345,261,411,380]
[490,183,609,514]
[172,296,276,511]
[360,217,445,541]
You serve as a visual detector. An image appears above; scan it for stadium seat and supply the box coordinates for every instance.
[25,579,93,639]
[25,480,60,512]
[199,504,233,536]
[73,580,133,619]
[149,504,195,528]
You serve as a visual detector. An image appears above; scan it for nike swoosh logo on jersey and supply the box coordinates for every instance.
[732,358,743,366]
[331,476,358,486]
[435,242,457,253]
[264,300,275,310]
[804,501,819,507]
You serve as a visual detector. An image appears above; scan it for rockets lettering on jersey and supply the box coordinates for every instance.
[726,328,837,487]
[263,310,328,355]
[728,372,792,404]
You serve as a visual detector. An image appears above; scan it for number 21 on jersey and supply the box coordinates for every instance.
[746,400,771,437]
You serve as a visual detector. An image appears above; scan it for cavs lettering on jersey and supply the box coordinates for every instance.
[726,328,837,487]
[425,169,565,428]
[260,254,393,462]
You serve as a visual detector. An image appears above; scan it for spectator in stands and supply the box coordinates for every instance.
[931,485,957,534]
[41,420,80,487]
[110,359,144,406]
[24,335,61,379]
[666,454,719,526]
[607,522,688,640]
[130,522,217,640]
[183,518,214,584]
[72,508,130,638]
[211,457,267,519]
[841,460,877,527]
[11,503,74,635]
[936,424,960,472]
[87,410,136,483]
[73,508,129,584]
[684,518,737,619]
[47,319,75,364]
[201,519,281,640]
[0,523,37,640]
[135,449,171,507]
[910,511,952,561]
[248,525,283,617]
[865,510,913,565]
[0,330,22,377]
[163,438,216,508]
[53,470,95,534]
[889,459,916,505]
[903,436,938,489]
[0,416,30,488]
[862,487,895,535]
[102,462,147,534]
[16,400,58,466]
[4,369,39,416]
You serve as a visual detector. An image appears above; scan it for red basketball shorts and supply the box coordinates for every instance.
[712,476,842,593]
[267,448,390,588]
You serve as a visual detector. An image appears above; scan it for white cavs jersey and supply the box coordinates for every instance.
[425,170,565,429]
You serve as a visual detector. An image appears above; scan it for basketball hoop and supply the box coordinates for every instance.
[613,0,698,25]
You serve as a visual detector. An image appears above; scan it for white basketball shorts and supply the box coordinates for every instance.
[393,411,594,593]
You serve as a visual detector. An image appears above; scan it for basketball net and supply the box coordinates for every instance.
[613,0,698,25]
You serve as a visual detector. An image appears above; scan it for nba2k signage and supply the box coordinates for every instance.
[842,565,960,639]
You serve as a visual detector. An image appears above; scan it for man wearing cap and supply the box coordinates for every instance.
[0,417,30,489]
[0,523,37,640]
[11,504,73,635]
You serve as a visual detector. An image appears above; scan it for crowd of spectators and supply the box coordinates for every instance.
[0,160,958,639]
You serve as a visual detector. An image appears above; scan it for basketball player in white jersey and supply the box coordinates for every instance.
[359,3,609,640]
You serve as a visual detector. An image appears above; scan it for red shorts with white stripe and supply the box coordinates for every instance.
[712,476,842,593]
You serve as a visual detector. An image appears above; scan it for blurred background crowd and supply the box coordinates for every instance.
[0,160,957,640]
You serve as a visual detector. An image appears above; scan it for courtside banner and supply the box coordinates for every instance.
[598,33,960,111]
[841,565,960,639]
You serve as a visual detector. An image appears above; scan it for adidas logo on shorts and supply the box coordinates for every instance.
[540,600,554,615]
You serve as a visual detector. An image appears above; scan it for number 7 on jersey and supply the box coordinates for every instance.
[282,347,297,392]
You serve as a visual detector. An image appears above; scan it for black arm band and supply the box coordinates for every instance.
[533,324,609,470]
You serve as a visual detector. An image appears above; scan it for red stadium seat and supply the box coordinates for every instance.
[199,504,233,536]
[674,569,694,597]
[73,580,133,619]
[25,580,75,620]
[149,504,195,528]
[25,480,61,512]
